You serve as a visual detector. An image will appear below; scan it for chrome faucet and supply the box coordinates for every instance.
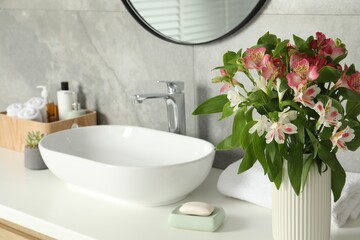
[135,81,186,135]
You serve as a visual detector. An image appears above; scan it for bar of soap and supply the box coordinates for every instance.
[169,205,225,232]
[179,201,215,216]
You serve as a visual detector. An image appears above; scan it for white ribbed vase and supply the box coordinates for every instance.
[272,162,331,240]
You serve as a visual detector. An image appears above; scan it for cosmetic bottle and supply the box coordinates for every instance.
[57,82,74,120]
[65,92,86,119]
[37,85,59,122]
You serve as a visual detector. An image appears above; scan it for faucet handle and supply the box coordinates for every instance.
[157,81,184,94]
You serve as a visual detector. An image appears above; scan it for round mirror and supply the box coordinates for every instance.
[122,0,267,45]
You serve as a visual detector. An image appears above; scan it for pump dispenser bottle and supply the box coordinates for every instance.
[57,82,73,120]
[37,85,58,122]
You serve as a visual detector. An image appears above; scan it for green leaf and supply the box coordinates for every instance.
[346,126,360,151]
[248,90,270,105]
[219,102,234,120]
[318,144,346,202]
[273,167,283,189]
[252,133,267,173]
[338,88,360,101]
[273,40,290,57]
[315,66,341,84]
[231,109,246,147]
[293,34,306,49]
[265,141,282,182]
[346,101,360,119]
[216,135,240,151]
[280,100,303,114]
[257,32,279,51]
[193,95,228,115]
[306,128,318,158]
[293,118,305,144]
[245,107,254,122]
[287,142,303,195]
[301,154,314,191]
[238,143,257,174]
[346,64,356,75]
[223,51,237,65]
[240,121,256,151]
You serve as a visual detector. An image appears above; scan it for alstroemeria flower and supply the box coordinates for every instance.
[227,86,246,112]
[293,84,321,108]
[316,32,346,60]
[244,47,270,70]
[252,76,267,93]
[313,100,341,129]
[335,65,351,89]
[286,60,319,94]
[265,121,298,144]
[278,107,297,124]
[348,71,360,94]
[276,79,287,101]
[330,123,355,151]
[249,115,271,136]
[218,69,240,93]
[262,59,277,80]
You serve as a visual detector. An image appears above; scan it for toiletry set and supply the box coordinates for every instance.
[6,82,86,122]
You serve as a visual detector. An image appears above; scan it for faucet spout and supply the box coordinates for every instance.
[134,93,170,103]
[134,82,186,135]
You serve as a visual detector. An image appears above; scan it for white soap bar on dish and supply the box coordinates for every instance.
[179,202,215,216]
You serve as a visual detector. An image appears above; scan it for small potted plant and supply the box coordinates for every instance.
[24,131,47,170]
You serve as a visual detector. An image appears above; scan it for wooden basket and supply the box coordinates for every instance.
[0,111,97,152]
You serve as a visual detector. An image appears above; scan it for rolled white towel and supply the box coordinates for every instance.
[217,160,272,209]
[217,159,360,227]
[6,103,24,117]
[25,97,46,122]
[17,107,42,122]
[338,150,360,173]
[333,172,360,226]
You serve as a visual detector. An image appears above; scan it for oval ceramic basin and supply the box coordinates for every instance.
[39,125,215,206]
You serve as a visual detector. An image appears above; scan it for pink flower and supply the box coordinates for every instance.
[330,123,355,151]
[265,121,298,144]
[335,65,351,89]
[316,32,346,60]
[313,100,341,129]
[293,84,321,108]
[348,71,360,94]
[244,47,269,70]
[219,69,240,93]
[286,58,319,93]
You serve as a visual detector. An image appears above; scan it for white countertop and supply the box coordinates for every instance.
[0,147,359,240]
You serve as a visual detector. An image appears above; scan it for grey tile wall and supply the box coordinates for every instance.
[1,0,359,169]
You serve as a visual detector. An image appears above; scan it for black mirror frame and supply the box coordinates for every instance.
[121,0,267,45]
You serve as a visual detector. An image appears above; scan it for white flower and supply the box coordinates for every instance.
[313,100,341,129]
[252,76,267,93]
[249,115,271,136]
[279,107,297,124]
[330,122,355,151]
[227,86,246,112]
[266,121,298,144]
[276,79,287,101]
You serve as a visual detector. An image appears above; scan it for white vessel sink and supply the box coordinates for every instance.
[39,125,215,206]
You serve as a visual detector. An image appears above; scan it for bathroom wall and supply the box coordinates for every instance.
[1,0,359,169]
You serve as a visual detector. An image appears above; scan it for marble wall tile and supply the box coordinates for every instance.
[263,0,360,15]
[0,0,124,11]
[0,9,195,136]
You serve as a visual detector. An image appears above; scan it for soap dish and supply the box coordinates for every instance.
[168,205,225,232]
